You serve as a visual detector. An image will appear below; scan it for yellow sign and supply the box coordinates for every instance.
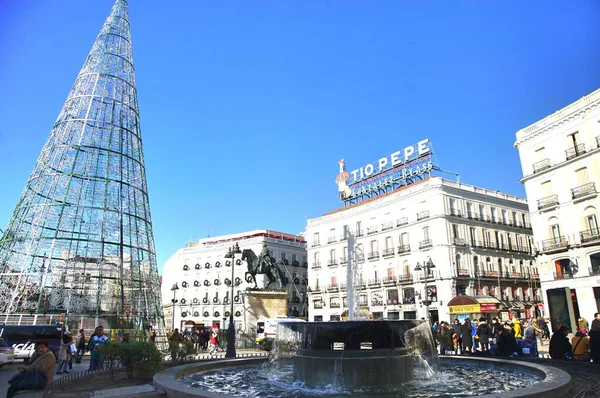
[448,304,481,314]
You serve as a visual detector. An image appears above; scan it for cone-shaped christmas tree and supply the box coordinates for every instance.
[0,0,163,331]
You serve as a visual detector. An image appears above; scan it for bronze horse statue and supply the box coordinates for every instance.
[241,249,287,289]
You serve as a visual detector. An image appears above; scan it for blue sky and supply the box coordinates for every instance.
[1,0,599,273]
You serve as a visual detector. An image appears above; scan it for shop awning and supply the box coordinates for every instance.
[510,302,525,310]
[447,295,502,314]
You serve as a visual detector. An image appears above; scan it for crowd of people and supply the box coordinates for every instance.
[432,312,600,363]
[168,324,221,361]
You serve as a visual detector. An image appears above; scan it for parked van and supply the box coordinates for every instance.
[255,317,305,342]
[0,325,62,362]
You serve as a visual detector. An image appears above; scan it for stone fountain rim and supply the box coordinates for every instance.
[153,356,571,398]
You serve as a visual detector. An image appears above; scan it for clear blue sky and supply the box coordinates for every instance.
[1,0,599,273]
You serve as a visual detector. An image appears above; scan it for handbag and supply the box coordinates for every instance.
[70,343,77,354]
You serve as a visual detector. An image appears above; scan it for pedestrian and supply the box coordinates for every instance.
[549,326,572,360]
[476,318,491,354]
[513,318,523,342]
[589,312,600,364]
[578,317,589,333]
[6,341,56,398]
[169,328,182,362]
[522,320,538,357]
[121,333,130,343]
[452,319,462,354]
[571,330,590,361]
[146,326,157,344]
[209,327,219,355]
[460,318,473,354]
[496,327,518,357]
[56,330,72,375]
[75,329,86,363]
[87,326,109,370]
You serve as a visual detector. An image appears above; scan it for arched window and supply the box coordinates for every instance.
[497,258,503,274]
[582,206,598,242]
[486,256,492,272]
[548,216,562,241]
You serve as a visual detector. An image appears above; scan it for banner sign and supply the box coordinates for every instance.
[480,303,498,312]
[448,304,481,314]
[336,139,435,204]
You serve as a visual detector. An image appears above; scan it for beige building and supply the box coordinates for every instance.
[515,88,600,321]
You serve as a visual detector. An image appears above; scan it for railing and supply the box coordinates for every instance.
[327,259,338,267]
[382,276,396,284]
[597,135,600,148]
[367,226,379,235]
[326,284,339,291]
[453,237,466,246]
[457,268,470,276]
[367,278,381,287]
[355,253,365,261]
[466,211,480,220]
[565,143,586,160]
[580,228,600,244]
[311,241,321,247]
[356,230,364,237]
[397,217,408,226]
[340,232,348,241]
[340,256,348,264]
[541,236,568,252]
[533,158,551,174]
[397,274,413,283]
[571,182,597,200]
[553,272,573,280]
[327,236,337,244]
[367,251,379,259]
[537,195,559,210]
[382,248,395,257]
[382,222,393,231]
[398,244,411,254]
[449,208,462,217]
[419,239,432,249]
[311,261,321,270]
[417,211,430,221]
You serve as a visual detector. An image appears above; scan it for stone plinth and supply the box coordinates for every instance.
[243,290,288,331]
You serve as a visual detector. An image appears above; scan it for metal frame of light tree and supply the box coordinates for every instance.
[0,0,164,333]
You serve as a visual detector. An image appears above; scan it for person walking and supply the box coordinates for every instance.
[56,330,72,375]
[589,312,600,364]
[209,327,219,355]
[460,318,473,354]
[87,326,109,370]
[169,328,183,362]
[476,318,491,354]
[75,329,86,364]
[6,341,56,398]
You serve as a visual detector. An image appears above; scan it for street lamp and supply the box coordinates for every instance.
[414,258,435,323]
[224,242,241,358]
[170,283,179,331]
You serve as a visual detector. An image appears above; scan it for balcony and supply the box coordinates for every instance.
[311,241,321,247]
[449,208,462,217]
[456,268,470,277]
[466,211,480,220]
[340,256,348,264]
[397,217,408,227]
[571,182,597,201]
[541,236,569,253]
[326,284,339,292]
[382,222,393,231]
[417,211,430,221]
[553,272,573,280]
[397,274,413,284]
[533,158,551,174]
[340,233,348,241]
[398,244,411,254]
[537,195,559,211]
[453,237,466,246]
[367,278,381,287]
[330,302,341,309]
[382,247,395,257]
[367,226,379,235]
[327,236,337,244]
[382,276,396,285]
[311,261,322,270]
[367,251,379,260]
[565,143,586,161]
[580,228,600,244]
[419,239,432,249]
[356,230,364,237]
[327,259,338,267]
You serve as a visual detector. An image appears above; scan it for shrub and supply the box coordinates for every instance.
[98,341,123,380]
[177,340,198,362]
[121,341,163,379]
[258,337,274,352]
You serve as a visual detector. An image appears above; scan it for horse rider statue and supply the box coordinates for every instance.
[242,244,286,289]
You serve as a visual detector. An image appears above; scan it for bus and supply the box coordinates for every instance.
[255,317,305,342]
[0,325,63,362]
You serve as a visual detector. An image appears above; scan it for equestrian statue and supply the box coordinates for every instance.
[241,244,288,289]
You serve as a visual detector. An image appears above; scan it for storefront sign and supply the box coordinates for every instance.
[336,139,436,203]
[448,304,481,314]
[480,303,498,312]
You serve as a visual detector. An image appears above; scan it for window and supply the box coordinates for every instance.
[502,209,508,223]
[423,226,429,240]
[512,211,518,225]
[535,147,546,160]
[292,254,297,263]
[400,232,409,246]
[550,223,561,241]
[313,252,320,264]
[470,227,476,245]
[370,240,378,252]
[331,276,337,286]
[576,168,590,185]
[387,289,399,305]
[313,232,320,244]
[479,204,486,219]
[569,131,581,147]
[281,252,286,260]
[586,214,598,231]
[342,225,349,239]
[330,249,336,261]
[356,221,363,235]
[452,224,460,238]
[491,207,498,222]
[456,254,462,268]
[517,234,523,250]
[329,228,336,242]
[484,229,491,245]
[507,233,512,250]
[385,236,393,249]
[541,180,552,196]
[359,294,368,306]
[387,267,394,279]
[467,202,474,216]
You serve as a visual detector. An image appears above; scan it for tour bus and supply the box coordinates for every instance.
[0,325,62,362]
[255,317,305,342]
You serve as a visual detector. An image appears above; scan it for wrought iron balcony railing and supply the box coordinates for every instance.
[453,237,466,246]
[419,239,432,249]
[580,228,600,244]
[537,195,559,210]
[397,217,408,227]
[327,236,337,244]
[311,241,321,247]
[382,276,396,284]
[466,211,480,220]
[417,211,430,221]
[340,256,348,264]
[367,226,379,235]
[311,261,322,269]
[367,278,381,287]
[571,182,597,200]
[356,230,364,237]
[533,158,551,174]
[541,236,568,252]
[449,208,462,217]
[367,251,379,260]
[327,259,338,267]
[382,222,393,231]
[565,143,586,161]
[382,248,395,257]
[397,274,413,283]
[398,244,411,254]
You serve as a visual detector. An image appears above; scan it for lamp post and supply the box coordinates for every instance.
[224,242,241,358]
[170,283,179,331]
[414,258,435,323]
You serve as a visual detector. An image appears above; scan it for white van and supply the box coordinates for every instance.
[255,317,305,342]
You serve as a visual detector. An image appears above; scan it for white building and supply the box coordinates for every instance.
[515,88,600,322]
[306,177,540,323]
[161,230,307,331]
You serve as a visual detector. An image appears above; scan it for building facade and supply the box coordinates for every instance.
[306,177,540,323]
[515,88,600,321]
[161,230,307,331]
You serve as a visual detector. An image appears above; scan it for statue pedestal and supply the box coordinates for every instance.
[243,290,288,333]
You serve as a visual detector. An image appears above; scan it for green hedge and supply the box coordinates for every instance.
[99,341,162,380]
